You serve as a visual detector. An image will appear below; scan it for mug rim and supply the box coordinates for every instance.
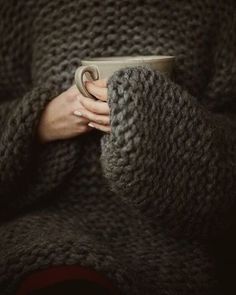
[81,55,175,64]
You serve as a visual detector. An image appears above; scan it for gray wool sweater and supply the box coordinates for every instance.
[0,0,236,294]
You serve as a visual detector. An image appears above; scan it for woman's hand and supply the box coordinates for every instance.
[74,79,111,133]
[37,85,93,143]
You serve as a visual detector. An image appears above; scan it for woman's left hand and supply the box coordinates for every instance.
[74,79,111,133]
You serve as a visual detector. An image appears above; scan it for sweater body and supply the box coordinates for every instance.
[0,0,235,294]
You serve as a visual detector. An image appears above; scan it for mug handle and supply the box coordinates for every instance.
[74,65,99,98]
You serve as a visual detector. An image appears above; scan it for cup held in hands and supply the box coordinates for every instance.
[74,55,175,98]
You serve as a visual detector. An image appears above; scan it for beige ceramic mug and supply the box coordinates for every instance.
[74,56,175,98]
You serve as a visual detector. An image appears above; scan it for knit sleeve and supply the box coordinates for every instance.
[100,19,236,240]
[0,86,81,220]
[0,4,80,219]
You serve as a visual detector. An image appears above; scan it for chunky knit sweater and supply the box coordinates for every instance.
[0,0,235,294]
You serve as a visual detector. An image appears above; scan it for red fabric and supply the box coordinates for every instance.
[16,265,118,295]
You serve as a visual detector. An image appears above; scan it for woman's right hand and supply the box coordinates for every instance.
[37,85,93,143]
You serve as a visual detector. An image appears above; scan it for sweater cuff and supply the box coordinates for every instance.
[100,66,235,239]
[100,66,170,202]
[0,86,79,218]
[0,87,56,188]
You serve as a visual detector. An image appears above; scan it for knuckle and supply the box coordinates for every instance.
[104,117,110,124]
[96,93,103,100]
[92,114,102,124]
[65,92,77,103]
[65,88,80,103]
[88,103,97,113]
[70,84,80,95]
[88,112,96,121]
[77,125,88,133]
[97,118,105,125]
[78,115,87,122]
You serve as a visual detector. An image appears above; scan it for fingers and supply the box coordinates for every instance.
[85,81,108,101]
[88,122,111,133]
[66,84,80,97]
[90,79,108,88]
[73,114,89,124]
[69,81,111,134]
[77,94,110,115]
[74,108,109,126]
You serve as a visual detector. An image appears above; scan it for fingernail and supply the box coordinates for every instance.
[88,122,95,128]
[74,110,83,116]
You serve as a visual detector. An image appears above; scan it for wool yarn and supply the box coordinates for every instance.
[0,0,235,294]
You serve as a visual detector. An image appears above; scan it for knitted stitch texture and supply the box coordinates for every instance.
[0,0,235,294]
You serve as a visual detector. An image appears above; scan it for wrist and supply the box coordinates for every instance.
[36,122,50,144]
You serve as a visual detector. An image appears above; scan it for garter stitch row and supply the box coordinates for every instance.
[0,0,235,294]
